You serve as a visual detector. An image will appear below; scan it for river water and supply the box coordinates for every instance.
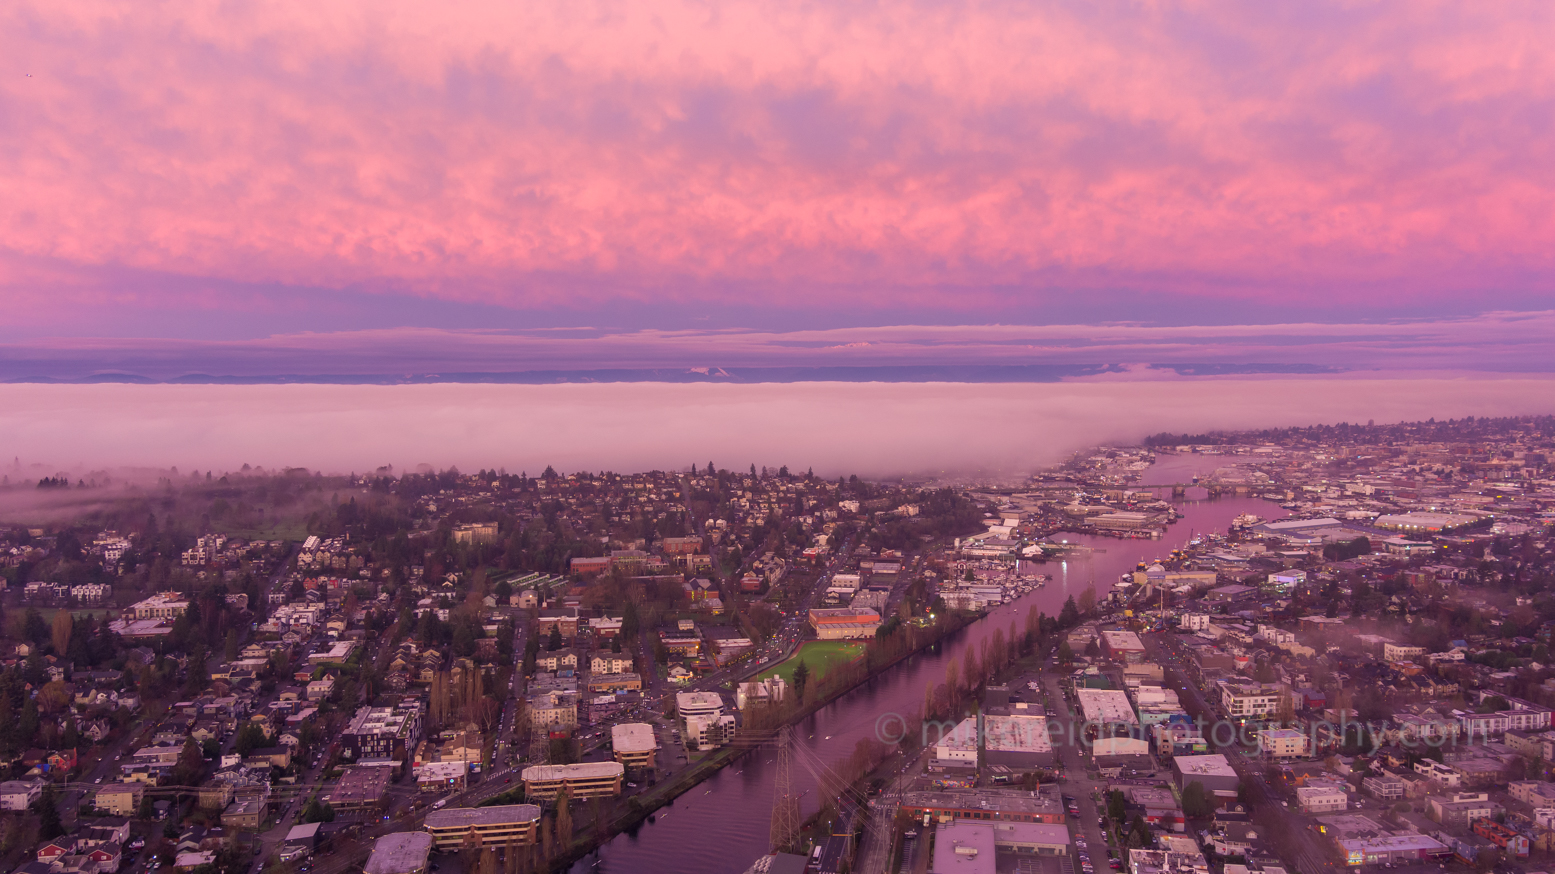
[572,453,1286,874]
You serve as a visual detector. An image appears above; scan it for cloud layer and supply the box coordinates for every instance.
[4,377,1555,479]
[5,311,1555,380]
[4,1,1555,327]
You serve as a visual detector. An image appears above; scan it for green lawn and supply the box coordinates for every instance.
[757,640,866,685]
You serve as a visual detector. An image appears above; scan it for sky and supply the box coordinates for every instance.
[4,2,1555,381]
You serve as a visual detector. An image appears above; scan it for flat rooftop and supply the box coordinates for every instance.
[364,833,434,874]
[611,723,658,753]
[1076,688,1138,724]
[932,821,997,874]
[521,761,624,782]
[424,804,542,830]
[1174,754,1237,778]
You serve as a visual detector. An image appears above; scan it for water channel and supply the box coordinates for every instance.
[572,453,1288,874]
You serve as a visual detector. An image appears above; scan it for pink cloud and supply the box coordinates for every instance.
[3,1,1555,312]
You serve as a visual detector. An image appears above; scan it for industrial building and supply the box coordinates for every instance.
[423,804,542,850]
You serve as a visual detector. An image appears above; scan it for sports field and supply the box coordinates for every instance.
[757,640,865,685]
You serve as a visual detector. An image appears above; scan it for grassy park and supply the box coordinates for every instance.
[758,640,866,686]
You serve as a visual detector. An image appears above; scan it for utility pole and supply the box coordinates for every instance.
[769,725,800,854]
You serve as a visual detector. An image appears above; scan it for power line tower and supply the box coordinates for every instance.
[529,720,550,767]
[769,725,800,854]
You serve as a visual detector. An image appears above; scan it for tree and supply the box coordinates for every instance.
[1078,585,1097,617]
[1059,596,1079,628]
[300,798,335,823]
[172,737,206,787]
[1129,814,1151,849]
[235,722,269,757]
[50,610,72,655]
[1107,790,1126,824]
[1056,641,1075,665]
[792,661,811,701]
[35,783,63,840]
[547,624,564,652]
[1180,781,1212,818]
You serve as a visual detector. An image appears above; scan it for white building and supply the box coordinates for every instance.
[1296,785,1349,814]
[676,691,724,722]
[685,714,737,750]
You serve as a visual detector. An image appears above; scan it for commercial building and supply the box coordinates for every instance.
[1428,792,1499,829]
[686,713,737,750]
[1318,816,1451,867]
[1076,688,1139,729]
[1296,785,1349,814]
[520,762,624,800]
[611,723,658,769]
[926,820,1072,874]
[1170,755,1239,801]
[807,607,882,640]
[983,714,1054,768]
[423,804,541,850]
[365,833,435,874]
[931,820,996,874]
[676,691,725,721]
[326,765,394,814]
[586,673,642,693]
[901,787,1064,825]
[1101,630,1147,663]
[341,706,422,766]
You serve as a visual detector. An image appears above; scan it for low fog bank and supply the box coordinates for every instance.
[1,376,1553,481]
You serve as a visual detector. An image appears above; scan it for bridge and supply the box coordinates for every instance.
[1128,480,1264,497]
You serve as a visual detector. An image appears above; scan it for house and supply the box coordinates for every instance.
[0,780,41,811]
[37,837,80,863]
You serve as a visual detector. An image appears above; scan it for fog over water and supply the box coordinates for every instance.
[4,376,1555,477]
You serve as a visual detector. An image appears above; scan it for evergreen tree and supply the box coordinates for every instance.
[791,661,811,700]
[36,783,63,839]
